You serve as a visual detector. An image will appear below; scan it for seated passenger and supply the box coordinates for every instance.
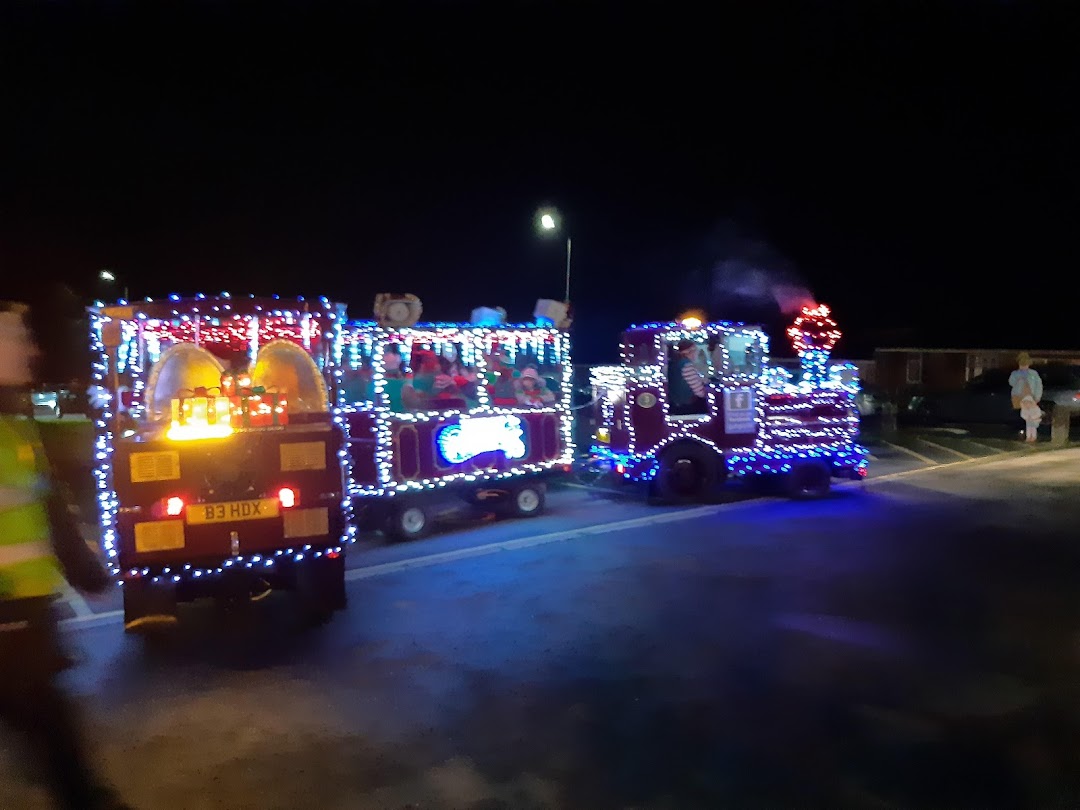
[402,350,437,410]
[485,349,519,407]
[430,357,468,409]
[516,367,555,407]
[381,345,408,411]
[669,339,707,415]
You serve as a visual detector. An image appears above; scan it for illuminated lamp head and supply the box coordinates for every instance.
[678,310,705,330]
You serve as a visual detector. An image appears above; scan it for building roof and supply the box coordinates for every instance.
[877,347,1080,355]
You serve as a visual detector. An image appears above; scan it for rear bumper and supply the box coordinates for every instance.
[121,545,345,602]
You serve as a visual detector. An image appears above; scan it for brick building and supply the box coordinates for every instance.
[874,347,1080,398]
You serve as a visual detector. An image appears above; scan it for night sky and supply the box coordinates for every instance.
[1,1,1075,379]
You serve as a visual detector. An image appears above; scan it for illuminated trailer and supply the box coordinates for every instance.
[337,295,575,540]
[587,304,869,501]
[89,294,353,631]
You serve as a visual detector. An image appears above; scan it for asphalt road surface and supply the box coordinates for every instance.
[5,448,1080,808]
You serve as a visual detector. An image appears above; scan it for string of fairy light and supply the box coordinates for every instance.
[588,304,867,482]
[89,293,577,583]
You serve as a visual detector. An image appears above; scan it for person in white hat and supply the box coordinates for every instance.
[516,366,555,407]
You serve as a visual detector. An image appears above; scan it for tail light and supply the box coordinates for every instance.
[278,487,297,508]
[149,495,186,519]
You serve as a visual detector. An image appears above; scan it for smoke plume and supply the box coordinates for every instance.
[697,216,816,316]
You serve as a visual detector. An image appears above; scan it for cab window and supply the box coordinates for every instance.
[716,332,764,377]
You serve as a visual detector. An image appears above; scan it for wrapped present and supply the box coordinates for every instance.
[168,387,234,439]
[175,388,231,426]
[229,387,288,427]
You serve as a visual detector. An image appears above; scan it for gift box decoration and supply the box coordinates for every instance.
[229,386,289,427]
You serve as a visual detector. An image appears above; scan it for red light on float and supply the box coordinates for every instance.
[787,303,841,356]
[278,487,297,508]
[165,496,185,516]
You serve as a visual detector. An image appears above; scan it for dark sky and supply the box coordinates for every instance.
[1,0,1076,372]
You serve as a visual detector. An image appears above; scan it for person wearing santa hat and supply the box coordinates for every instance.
[516,367,555,407]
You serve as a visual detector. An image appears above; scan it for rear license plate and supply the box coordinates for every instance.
[186,498,279,525]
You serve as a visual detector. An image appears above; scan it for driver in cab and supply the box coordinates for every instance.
[669,339,707,415]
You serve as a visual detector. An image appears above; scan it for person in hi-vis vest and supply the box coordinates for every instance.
[0,301,134,810]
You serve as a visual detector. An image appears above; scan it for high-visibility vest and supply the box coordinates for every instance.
[0,414,62,600]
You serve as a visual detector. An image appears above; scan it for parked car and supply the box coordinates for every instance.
[911,364,1080,426]
[855,385,884,417]
[31,383,90,419]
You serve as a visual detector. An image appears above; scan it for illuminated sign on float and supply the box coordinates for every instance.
[436,415,527,465]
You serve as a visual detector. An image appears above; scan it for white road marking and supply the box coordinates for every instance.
[60,497,776,631]
[856,447,1032,483]
[59,581,94,618]
[964,439,1009,455]
[881,440,936,466]
[914,437,972,459]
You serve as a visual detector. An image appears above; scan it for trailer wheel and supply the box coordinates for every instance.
[506,481,546,518]
[296,552,346,625]
[384,501,430,541]
[355,504,382,532]
[786,462,832,500]
[654,443,718,503]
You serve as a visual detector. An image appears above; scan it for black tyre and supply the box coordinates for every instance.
[654,443,720,503]
[296,553,346,625]
[355,504,382,532]
[384,501,431,541]
[505,481,546,518]
[786,462,832,500]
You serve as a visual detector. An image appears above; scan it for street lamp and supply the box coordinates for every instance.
[99,269,128,301]
[536,208,571,303]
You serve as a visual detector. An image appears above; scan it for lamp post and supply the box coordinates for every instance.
[99,269,128,301]
[538,209,571,302]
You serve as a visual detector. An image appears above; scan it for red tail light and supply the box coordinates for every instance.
[165,496,185,516]
[278,487,297,508]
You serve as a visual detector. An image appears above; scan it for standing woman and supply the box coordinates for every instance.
[1009,352,1044,443]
